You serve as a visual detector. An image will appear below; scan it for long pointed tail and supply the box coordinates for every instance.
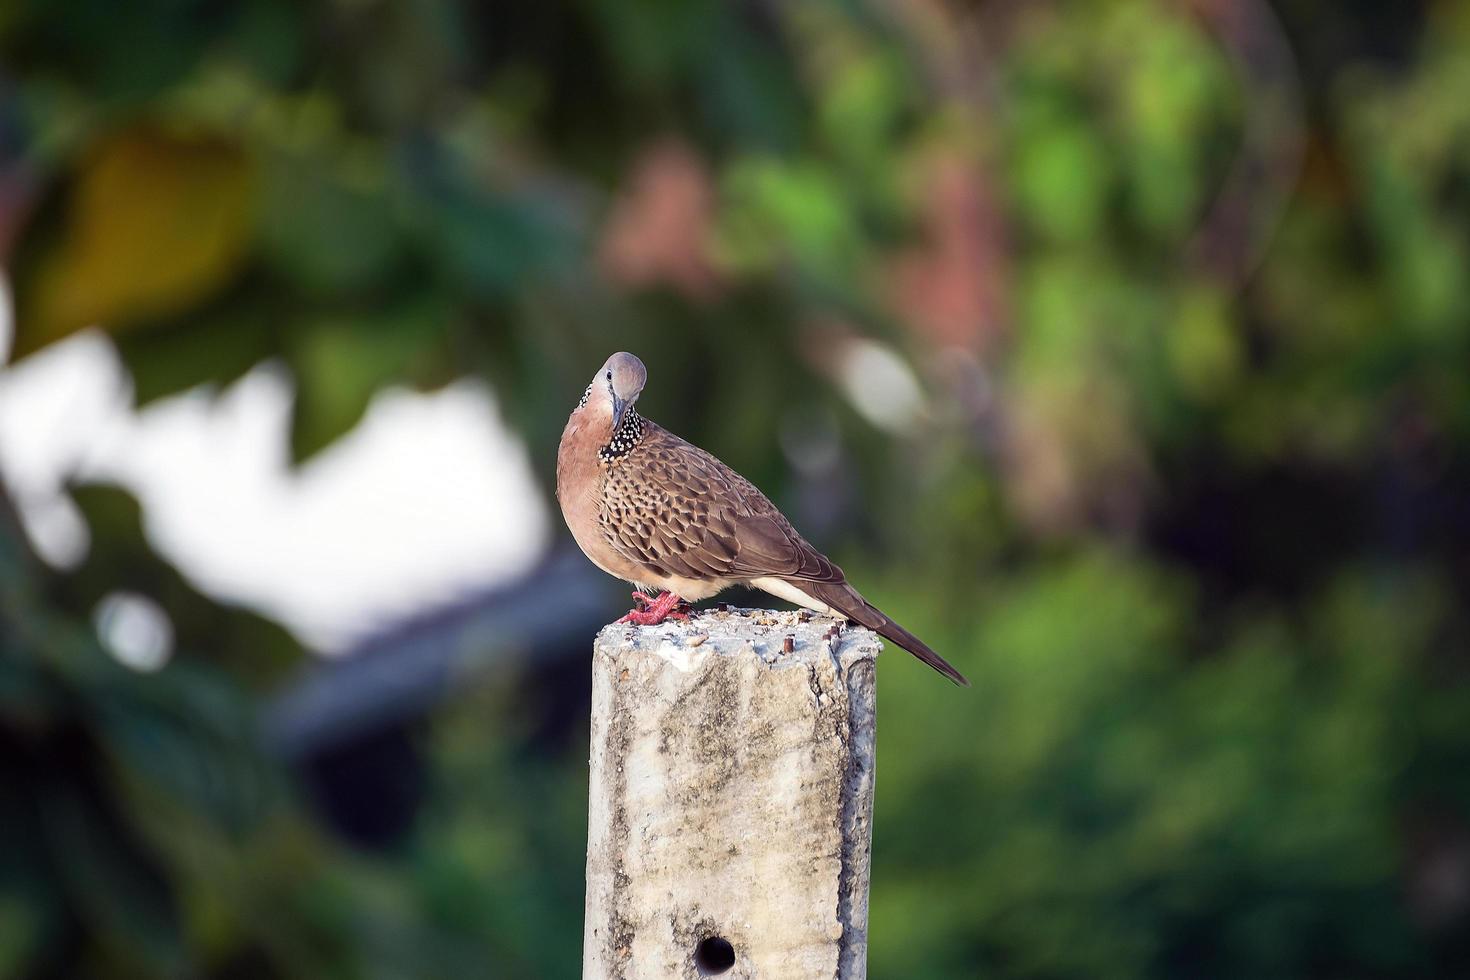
[800,580,970,687]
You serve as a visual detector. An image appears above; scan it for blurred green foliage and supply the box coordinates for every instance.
[3,0,1470,977]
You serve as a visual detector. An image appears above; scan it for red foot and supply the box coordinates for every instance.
[618,590,690,625]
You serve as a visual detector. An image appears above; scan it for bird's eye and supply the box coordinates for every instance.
[606,371,612,381]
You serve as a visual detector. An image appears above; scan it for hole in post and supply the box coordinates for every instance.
[694,936,735,975]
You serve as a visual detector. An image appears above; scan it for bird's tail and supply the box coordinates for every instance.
[799,580,970,687]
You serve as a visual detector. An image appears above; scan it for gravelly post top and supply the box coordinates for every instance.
[583,607,880,980]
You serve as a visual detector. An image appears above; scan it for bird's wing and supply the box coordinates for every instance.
[600,424,843,584]
[602,424,970,686]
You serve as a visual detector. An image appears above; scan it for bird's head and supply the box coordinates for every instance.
[582,351,647,431]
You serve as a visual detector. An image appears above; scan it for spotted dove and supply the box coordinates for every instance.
[556,352,969,686]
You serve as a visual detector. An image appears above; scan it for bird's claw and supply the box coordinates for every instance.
[618,609,690,625]
[619,590,690,625]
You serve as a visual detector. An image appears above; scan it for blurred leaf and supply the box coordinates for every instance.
[0,0,214,99]
[718,157,859,279]
[39,764,183,973]
[97,668,274,837]
[287,298,452,461]
[1166,283,1240,403]
[115,300,279,406]
[258,149,402,297]
[1011,119,1110,243]
[1114,4,1232,239]
[13,126,253,359]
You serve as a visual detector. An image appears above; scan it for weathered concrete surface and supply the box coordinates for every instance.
[583,607,879,980]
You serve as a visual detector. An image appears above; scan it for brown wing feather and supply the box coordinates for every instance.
[600,423,840,584]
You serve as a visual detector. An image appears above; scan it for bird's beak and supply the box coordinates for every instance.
[611,394,628,431]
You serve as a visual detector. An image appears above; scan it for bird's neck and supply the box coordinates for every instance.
[598,407,645,462]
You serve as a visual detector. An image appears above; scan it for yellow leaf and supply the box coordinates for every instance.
[14,126,253,358]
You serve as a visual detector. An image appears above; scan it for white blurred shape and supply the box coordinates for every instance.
[835,338,927,434]
[20,495,91,568]
[94,591,174,672]
[0,326,130,569]
[0,288,552,653]
[80,366,552,651]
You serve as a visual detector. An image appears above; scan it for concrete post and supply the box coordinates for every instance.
[583,607,880,980]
